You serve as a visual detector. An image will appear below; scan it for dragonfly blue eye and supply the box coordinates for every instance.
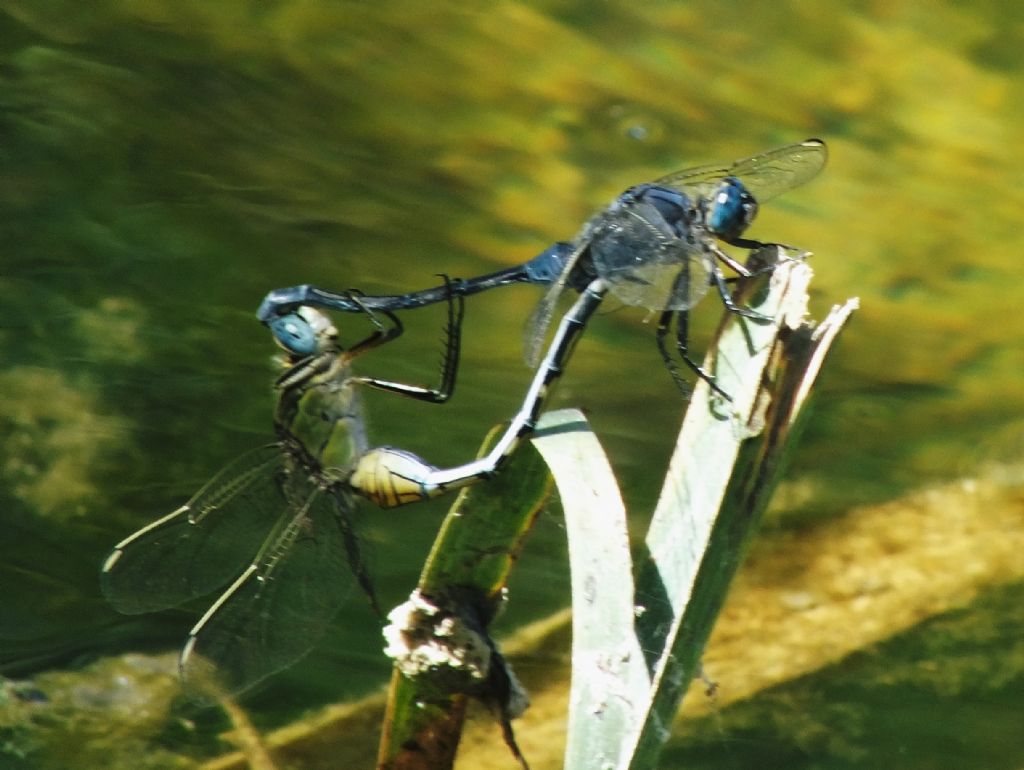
[706,176,757,240]
[269,312,318,356]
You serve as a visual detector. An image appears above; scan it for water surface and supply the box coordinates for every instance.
[1,1,1022,767]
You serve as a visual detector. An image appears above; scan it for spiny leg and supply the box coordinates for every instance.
[654,264,732,400]
[653,257,695,395]
[351,275,465,403]
[425,274,464,402]
[661,244,783,401]
[655,308,692,398]
[656,307,731,401]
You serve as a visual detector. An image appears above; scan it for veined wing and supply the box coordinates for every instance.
[589,200,711,312]
[523,236,591,367]
[655,138,827,203]
[101,444,287,614]
[180,476,356,700]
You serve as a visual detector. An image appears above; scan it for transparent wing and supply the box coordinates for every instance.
[180,475,356,700]
[101,444,287,614]
[589,201,711,311]
[655,138,827,203]
[523,237,590,367]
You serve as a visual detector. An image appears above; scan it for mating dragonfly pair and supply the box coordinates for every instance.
[102,138,827,699]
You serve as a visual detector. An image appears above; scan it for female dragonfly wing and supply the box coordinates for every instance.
[180,472,355,700]
[101,440,358,701]
[101,445,288,614]
[655,138,828,203]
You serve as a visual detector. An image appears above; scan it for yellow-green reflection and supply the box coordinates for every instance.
[1,0,1023,767]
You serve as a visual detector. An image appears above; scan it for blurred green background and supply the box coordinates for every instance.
[1,1,1022,767]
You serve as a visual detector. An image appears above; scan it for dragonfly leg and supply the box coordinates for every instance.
[653,265,731,400]
[709,263,772,323]
[344,290,405,357]
[655,308,693,397]
[350,280,609,508]
[351,276,466,403]
[721,238,806,285]
[727,235,805,254]
[706,246,773,322]
[657,307,732,401]
[711,243,755,278]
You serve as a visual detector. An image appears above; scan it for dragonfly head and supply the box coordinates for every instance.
[706,176,758,241]
[269,307,338,359]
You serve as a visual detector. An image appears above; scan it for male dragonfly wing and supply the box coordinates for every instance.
[101,445,288,614]
[180,470,355,700]
[522,238,591,368]
[655,138,828,205]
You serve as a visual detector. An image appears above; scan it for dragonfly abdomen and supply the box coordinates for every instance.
[349,447,440,508]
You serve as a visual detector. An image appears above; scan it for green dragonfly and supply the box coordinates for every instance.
[103,260,611,699]
[101,287,467,699]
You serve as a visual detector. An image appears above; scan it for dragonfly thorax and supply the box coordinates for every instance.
[586,183,712,312]
[619,183,697,239]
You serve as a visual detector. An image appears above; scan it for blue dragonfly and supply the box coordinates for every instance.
[258,139,827,396]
